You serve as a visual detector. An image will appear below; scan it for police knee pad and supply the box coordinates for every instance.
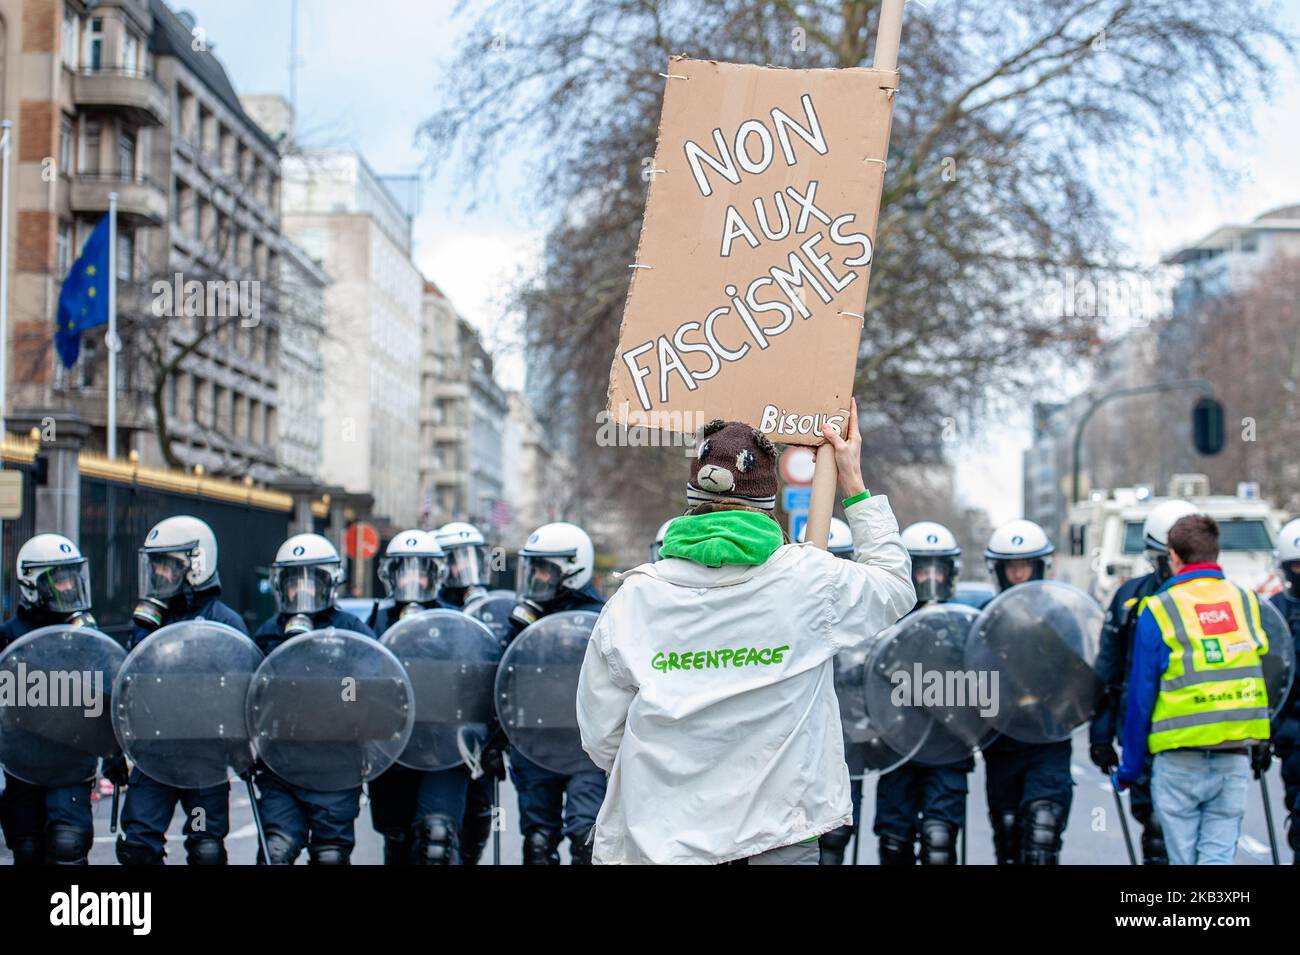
[818,825,852,865]
[411,814,460,866]
[9,835,44,865]
[261,829,300,866]
[1140,819,1168,866]
[1020,799,1066,866]
[382,830,411,866]
[308,843,351,866]
[186,836,227,866]
[918,820,958,866]
[46,825,91,865]
[990,810,1019,866]
[522,827,562,865]
[568,827,593,866]
[878,831,916,865]
[1287,812,1300,858]
[115,837,164,866]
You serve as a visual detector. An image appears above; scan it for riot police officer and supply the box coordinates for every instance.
[1270,517,1300,863]
[980,519,1072,865]
[1089,500,1197,865]
[506,522,606,864]
[116,516,248,866]
[869,521,972,866]
[252,533,375,864]
[435,522,493,609]
[365,530,469,865]
[432,521,501,863]
[0,535,97,864]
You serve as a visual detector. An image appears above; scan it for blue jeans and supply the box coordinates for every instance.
[1152,749,1250,865]
[507,749,605,837]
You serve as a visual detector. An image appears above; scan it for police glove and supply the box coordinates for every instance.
[1089,743,1119,773]
[103,755,130,788]
[1252,743,1273,776]
[480,746,507,781]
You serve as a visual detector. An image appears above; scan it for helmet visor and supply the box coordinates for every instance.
[138,550,192,601]
[379,555,445,603]
[912,556,955,603]
[272,564,336,614]
[31,560,92,613]
[516,556,567,604]
[444,546,488,589]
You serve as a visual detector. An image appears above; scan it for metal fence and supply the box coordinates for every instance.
[79,475,290,638]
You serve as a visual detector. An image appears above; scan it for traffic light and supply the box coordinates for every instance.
[1192,397,1224,456]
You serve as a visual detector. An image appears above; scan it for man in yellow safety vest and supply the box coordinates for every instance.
[1117,513,1269,864]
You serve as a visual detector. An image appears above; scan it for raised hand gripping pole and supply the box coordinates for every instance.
[805,0,904,548]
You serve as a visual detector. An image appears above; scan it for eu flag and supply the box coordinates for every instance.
[55,214,111,369]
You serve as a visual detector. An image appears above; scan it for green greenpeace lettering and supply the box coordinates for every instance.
[651,645,790,673]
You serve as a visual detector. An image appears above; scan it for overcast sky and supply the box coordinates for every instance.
[181,0,1300,524]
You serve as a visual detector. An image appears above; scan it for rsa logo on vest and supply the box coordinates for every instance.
[1194,602,1238,636]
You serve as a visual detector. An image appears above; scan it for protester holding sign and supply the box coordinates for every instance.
[576,403,915,864]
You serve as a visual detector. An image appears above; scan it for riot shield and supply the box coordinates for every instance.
[246,628,414,791]
[1259,599,1296,721]
[112,621,263,789]
[380,609,502,771]
[494,610,600,776]
[864,603,998,767]
[836,633,930,776]
[964,580,1104,744]
[463,590,517,647]
[0,625,126,786]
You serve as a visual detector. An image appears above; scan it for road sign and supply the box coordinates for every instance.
[780,447,817,486]
[783,486,811,512]
[345,522,380,561]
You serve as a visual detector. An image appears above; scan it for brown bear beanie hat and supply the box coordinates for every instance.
[686,420,779,512]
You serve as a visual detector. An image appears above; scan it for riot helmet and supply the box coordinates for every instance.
[1142,500,1199,581]
[901,521,961,603]
[378,530,447,616]
[270,533,342,636]
[16,534,93,622]
[984,520,1053,592]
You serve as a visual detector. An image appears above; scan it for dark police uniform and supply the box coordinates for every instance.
[1269,590,1300,862]
[116,591,249,865]
[0,609,96,864]
[504,583,607,864]
[1091,571,1167,864]
[365,597,495,865]
[250,606,375,864]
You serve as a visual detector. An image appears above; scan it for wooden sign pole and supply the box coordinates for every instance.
[804,0,903,550]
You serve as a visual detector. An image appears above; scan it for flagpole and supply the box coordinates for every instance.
[0,119,12,442]
[107,192,118,458]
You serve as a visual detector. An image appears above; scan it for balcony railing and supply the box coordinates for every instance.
[70,172,167,225]
[72,68,168,127]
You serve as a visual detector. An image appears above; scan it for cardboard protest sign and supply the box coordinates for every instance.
[607,56,898,447]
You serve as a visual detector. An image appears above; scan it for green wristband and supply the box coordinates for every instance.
[842,490,871,508]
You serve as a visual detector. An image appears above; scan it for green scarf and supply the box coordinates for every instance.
[659,511,783,567]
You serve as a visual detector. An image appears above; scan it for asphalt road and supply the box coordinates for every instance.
[0,727,1288,864]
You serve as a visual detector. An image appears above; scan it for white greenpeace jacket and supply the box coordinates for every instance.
[576,494,914,865]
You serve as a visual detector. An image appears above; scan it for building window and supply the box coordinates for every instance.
[118,128,136,179]
[122,31,140,74]
[59,116,74,176]
[85,17,103,72]
[61,12,79,69]
[56,221,72,279]
[117,230,134,281]
[79,120,100,174]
